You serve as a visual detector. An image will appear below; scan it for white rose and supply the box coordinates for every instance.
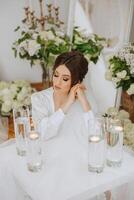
[46,30,55,40]
[105,70,112,80]
[112,77,121,84]
[116,70,127,79]
[1,100,12,113]
[28,40,40,56]
[127,83,134,95]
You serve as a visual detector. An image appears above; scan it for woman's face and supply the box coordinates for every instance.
[53,64,71,95]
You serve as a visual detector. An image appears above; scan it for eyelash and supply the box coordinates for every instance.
[54,74,58,77]
[53,74,69,82]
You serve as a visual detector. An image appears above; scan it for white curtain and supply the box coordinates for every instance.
[79,0,133,49]
[74,0,116,114]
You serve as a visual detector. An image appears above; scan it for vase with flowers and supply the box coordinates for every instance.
[12,2,106,88]
[105,43,134,121]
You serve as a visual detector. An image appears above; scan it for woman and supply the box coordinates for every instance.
[31,51,96,141]
[0,51,107,200]
[30,51,107,199]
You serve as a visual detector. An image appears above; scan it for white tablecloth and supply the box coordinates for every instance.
[0,140,134,200]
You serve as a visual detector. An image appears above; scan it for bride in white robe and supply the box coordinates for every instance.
[0,51,108,200]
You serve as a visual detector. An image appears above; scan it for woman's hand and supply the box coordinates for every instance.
[67,84,79,104]
[76,84,91,112]
[61,84,79,113]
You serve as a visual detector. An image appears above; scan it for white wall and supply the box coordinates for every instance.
[0,0,69,82]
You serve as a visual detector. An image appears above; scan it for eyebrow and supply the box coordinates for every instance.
[55,70,70,77]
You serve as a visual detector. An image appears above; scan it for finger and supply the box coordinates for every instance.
[78,84,86,90]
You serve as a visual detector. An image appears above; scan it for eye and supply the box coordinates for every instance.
[63,78,69,82]
[53,74,58,77]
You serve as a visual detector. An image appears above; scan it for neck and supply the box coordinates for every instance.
[53,91,68,110]
[54,91,67,101]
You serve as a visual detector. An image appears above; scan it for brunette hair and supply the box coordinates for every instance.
[53,51,88,86]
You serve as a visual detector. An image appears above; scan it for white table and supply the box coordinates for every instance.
[0,141,134,200]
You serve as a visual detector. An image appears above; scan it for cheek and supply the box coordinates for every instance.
[63,81,71,91]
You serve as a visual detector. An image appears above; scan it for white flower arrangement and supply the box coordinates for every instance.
[12,26,106,82]
[104,106,134,150]
[0,80,35,116]
[105,43,134,95]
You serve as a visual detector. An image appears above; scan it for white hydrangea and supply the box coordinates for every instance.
[112,77,121,85]
[0,80,35,116]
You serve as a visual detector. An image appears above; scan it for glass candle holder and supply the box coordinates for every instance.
[88,117,106,173]
[26,130,43,172]
[106,118,123,167]
[13,106,30,156]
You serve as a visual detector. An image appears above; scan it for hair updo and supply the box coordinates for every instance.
[53,51,88,86]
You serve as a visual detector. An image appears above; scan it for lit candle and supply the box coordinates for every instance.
[29,132,39,140]
[89,135,100,143]
[115,126,123,132]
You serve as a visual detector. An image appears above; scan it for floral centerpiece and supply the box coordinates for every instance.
[72,27,105,64]
[12,1,106,85]
[105,43,134,95]
[104,106,134,151]
[12,25,106,84]
[12,27,70,83]
[0,80,35,117]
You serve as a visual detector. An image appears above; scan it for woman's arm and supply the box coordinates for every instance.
[31,92,65,141]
